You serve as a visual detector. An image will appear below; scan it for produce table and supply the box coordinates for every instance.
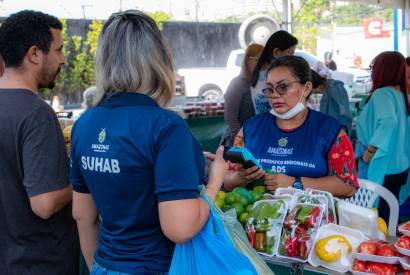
[185,115,227,153]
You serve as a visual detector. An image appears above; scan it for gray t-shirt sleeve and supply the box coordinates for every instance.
[224,78,245,134]
[21,106,69,197]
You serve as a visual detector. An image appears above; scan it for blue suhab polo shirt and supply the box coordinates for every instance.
[70,92,205,274]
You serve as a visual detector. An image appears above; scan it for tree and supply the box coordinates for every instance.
[334,3,393,26]
[291,1,393,55]
[146,11,172,30]
[292,0,330,54]
[82,20,103,89]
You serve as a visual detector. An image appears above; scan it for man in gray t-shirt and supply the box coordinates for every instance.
[0,10,79,274]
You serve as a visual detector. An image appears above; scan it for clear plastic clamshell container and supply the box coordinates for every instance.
[308,223,366,273]
[294,193,329,225]
[276,203,324,263]
[306,188,337,224]
[351,252,401,264]
[350,270,374,275]
[261,193,292,204]
[400,256,410,270]
[398,222,410,237]
[274,187,303,197]
[394,243,410,256]
[247,199,288,257]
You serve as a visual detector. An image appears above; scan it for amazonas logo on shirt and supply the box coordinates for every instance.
[267,137,294,156]
[92,128,110,153]
[83,128,121,174]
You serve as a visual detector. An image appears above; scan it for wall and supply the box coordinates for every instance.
[162,21,241,69]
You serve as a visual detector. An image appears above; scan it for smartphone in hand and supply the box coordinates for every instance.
[224,147,262,169]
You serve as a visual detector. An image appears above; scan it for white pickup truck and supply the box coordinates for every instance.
[177,49,370,101]
[177,49,243,101]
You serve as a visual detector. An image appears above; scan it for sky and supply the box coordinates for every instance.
[0,0,279,21]
[0,0,237,20]
[0,0,162,19]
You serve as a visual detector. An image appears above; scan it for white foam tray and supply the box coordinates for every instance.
[308,223,366,273]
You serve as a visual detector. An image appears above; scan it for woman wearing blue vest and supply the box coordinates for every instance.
[224,56,358,197]
[356,51,410,223]
[70,10,229,275]
[250,30,298,115]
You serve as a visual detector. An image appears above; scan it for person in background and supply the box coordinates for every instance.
[224,56,358,197]
[324,51,337,71]
[71,10,228,274]
[251,30,298,114]
[222,43,263,147]
[82,85,97,109]
[356,51,410,223]
[0,10,79,274]
[310,69,353,135]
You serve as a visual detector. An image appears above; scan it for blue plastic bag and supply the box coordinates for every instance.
[169,196,257,275]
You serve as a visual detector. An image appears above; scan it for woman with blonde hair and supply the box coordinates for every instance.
[70,10,228,274]
[222,43,263,146]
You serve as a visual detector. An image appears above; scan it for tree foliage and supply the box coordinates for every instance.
[39,12,170,103]
[293,0,330,54]
[334,3,392,25]
[146,11,172,30]
[292,0,393,55]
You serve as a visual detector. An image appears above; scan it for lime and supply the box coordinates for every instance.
[232,203,245,218]
[233,187,253,204]
[225,192,239,205]
[253,185,266,194]
[217,191,226,200]
[250,190,263,202]
[246,204,254,213]
[215,198,225,209]
[237,196,248,208]
[239,212,249,225]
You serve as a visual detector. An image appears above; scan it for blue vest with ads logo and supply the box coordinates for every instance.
[243,109,341,178]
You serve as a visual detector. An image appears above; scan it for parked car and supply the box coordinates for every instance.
[294,50,371,84]
[176,49,243,101]
[177,49,370,101]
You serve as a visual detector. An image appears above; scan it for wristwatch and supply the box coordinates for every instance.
[292,176,304,190]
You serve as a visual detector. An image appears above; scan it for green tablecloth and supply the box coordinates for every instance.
[185,115,227,153]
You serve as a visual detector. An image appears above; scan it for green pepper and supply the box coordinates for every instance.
[297,205,314,224]
[265,230,276,254]
[266,202,282,219]
[255,202,271,222]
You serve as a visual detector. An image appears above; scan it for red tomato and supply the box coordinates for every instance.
[367,262,396,275]
[404,222,410,231]
[376,243,398,257]
[352,260,367,272]
[358,241,377,255]
[397,235,410,250]
[403,271,410,275]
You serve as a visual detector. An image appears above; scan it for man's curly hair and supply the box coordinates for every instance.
[0,10,62,68]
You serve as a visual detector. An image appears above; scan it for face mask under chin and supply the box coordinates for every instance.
[269,89,306,120]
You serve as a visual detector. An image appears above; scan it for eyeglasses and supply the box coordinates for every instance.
[262,80,301,96]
